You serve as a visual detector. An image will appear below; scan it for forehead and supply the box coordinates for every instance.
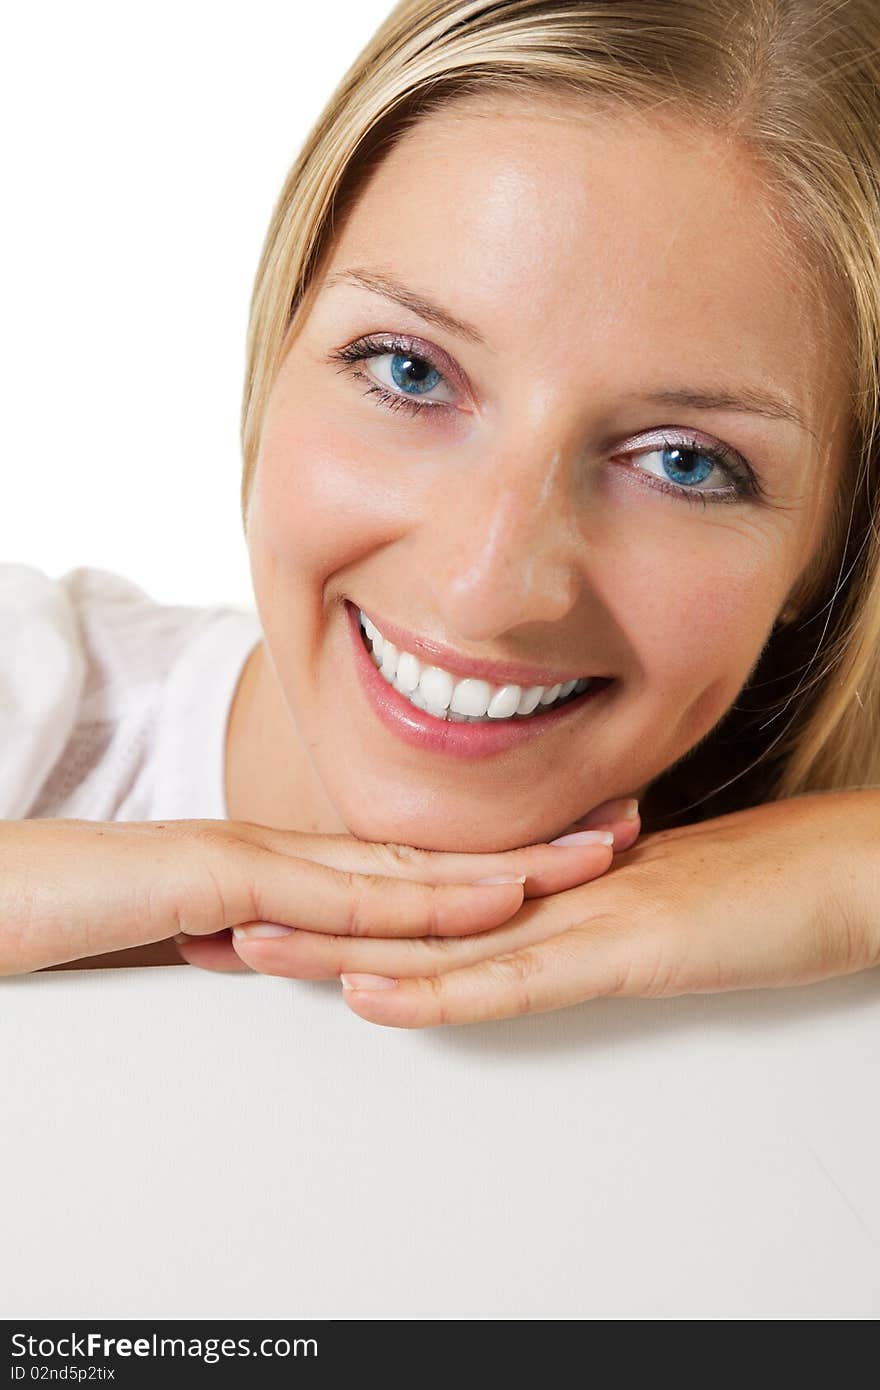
[325,94,846,448]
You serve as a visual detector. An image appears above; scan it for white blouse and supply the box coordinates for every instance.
[0,562,261,821]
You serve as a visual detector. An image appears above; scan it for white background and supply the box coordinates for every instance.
[3,0,880,1322]
[2,0,392,606]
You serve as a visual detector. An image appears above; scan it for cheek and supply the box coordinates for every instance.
[615,526,783,734]
[250,412,402,579]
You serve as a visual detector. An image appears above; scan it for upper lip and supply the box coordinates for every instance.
[351,600,605,688]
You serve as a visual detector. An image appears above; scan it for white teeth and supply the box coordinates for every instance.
[395,650,421,693]
[358,608,596,722]
[379,640,399,682]
[450,677,492,717]
[516,686,545,716]
[486,684,523,719]
[418,665,454,714]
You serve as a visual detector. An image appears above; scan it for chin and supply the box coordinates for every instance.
[340,809,539,854]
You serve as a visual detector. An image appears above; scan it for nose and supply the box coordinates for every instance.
[422,441,586,642]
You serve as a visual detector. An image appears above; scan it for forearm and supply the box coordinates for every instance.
[822,788,880,973]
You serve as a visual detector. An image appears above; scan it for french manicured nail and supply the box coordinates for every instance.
[548,830,615,847]
[340,973,398,990]
[232,924,295,940]
[473,874,527,886]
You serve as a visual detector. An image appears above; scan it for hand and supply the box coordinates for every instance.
[175,796,642,974]
[331,789,880,1027]
[1,810,623,976]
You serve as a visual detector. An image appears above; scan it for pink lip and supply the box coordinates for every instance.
[354,602,601,688]
[345,600,613,760]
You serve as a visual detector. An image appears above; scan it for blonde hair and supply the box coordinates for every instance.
[240,0,880,829]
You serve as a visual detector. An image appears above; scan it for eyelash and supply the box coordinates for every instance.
[326,333,764,507]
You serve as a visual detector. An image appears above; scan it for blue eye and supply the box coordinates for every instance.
[389,352,442,396]
[629,436,759,506]
[658,444,715,486]
[327,334,455,416]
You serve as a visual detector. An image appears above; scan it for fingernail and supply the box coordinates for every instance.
[617,799,640,821]
[173,933,190,945]
[548,830,615,847]
[340,973,398,990]
[233,923,295,939]
[473,874,527,885]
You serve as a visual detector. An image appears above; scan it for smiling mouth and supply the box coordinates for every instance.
[356,605,613,722]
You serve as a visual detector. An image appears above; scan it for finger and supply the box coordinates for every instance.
[338,918,634,1028]
[221,892,564,981]
[239,823,616,898]
[557,797,641,853]
[232,838,615,967]
[173,930,254,973]
[239,850,529,941]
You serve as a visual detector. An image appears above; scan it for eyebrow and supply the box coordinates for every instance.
[631,388,814,438]
[321,266,814,437]
[319,266,487,345]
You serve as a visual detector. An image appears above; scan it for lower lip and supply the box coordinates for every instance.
[345,600,613,760]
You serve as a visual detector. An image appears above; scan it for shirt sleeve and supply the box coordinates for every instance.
[0,563,88,819]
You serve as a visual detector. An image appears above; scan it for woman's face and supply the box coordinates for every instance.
[242,96,849,851]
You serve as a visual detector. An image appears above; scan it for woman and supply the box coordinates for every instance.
[214,0,880,1026]
[6,0,880,1026]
